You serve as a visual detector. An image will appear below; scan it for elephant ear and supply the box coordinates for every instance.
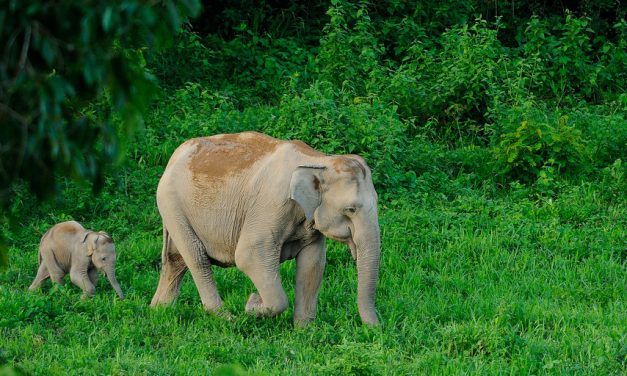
[98,231,113,243]
[290,165,325,221]
[345,154,369,178]
[82,232,99,256]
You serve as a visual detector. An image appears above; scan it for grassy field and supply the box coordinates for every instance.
[1,155,625,374]
[1,1,626,374]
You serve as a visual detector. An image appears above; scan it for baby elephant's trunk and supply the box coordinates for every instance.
[105,267,125,299]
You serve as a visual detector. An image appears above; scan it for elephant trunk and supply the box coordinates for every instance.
[354,216,381,326]
[104,267,125,300]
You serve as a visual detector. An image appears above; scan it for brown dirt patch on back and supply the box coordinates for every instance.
[188,132,281,180]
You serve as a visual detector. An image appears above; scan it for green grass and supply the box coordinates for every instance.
[1,160,624,374]
[1,4,626,373]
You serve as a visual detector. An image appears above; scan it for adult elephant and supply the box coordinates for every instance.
[150,132,381,326]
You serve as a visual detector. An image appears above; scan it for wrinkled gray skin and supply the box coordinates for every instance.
[29,221,124,299]
[150,132,381,325]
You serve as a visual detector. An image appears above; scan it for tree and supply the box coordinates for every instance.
[0,0,201,268]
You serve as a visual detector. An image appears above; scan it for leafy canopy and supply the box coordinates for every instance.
[0,0,200,207]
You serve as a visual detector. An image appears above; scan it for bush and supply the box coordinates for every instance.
[569,99,627,167]
[140,4,625,190]
[385,18,506,144]
[520,15,625,104]
[135,83,275,166]
[316,2,385,98]
[491,103,587,182]
[598,159,626,203]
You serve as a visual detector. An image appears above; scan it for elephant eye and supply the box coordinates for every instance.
[101,257,107,261]
[344,207,357,215]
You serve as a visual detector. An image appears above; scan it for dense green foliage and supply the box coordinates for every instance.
[0,0,200,205]
[1,0,626,374]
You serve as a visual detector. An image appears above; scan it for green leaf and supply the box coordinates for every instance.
[102,7,113,32]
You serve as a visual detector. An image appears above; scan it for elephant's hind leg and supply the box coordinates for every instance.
[41,249,66,285]
[151,246,187,306]
[29,263,50,291]
[162,220,224,313]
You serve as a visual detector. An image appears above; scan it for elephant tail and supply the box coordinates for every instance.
[150,225,185,307]
[160,225,178,261]
[161,226,170,263]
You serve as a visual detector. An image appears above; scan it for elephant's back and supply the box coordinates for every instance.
[159,132,280,197]
[158,132,291,215]
[164,132,325,179]
[40,221,79,250]
[47,221,85,243]
[40,221,84,269]
[185,132,282,181]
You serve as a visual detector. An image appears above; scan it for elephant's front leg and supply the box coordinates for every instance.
[294,237,326,326]
[70,265,96,298]
[236,239,288,317]
[88,267,99,288]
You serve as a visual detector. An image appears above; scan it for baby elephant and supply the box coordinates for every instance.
[29,221,124,299]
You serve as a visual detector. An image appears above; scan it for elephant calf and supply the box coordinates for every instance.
[29,221,125,299]
[151,132,381,325]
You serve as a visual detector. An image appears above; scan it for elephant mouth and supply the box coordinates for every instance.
[347,238,357,260]
[339,228,357,261]
[346,227,357,260]
[331,229,357,261]
[324,233,357,260]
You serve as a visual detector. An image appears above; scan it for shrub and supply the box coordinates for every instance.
[386,18,506,144]
[151,29,315,106]
[598,159,626,203]
[520,15,625,104]
[491,103,587,182]
[134,83,274,166]
[316,2,385,98]
[596,20,626,99]
[569,99,627,167]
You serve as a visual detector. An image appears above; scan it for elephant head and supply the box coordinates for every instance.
[290,155,381,325]
[83,231,125,299]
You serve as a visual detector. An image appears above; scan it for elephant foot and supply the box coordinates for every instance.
[245,293,263,314]
[293,317,314,328]
[149,297,170,308]
[81,293,94,301]
[244,292,288,317]
[210,306,234,321]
